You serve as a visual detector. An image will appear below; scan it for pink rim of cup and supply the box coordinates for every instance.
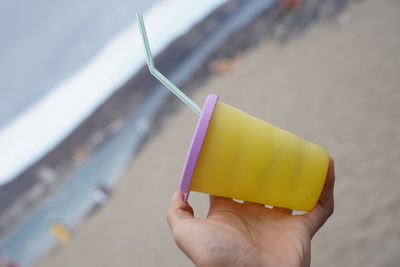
[179,94,219,201]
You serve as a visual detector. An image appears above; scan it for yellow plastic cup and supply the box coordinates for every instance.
[180,95,329,211]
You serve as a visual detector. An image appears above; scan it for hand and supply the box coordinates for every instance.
[167,159,335,267]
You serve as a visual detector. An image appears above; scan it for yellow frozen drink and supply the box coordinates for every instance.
[180,94,329,211]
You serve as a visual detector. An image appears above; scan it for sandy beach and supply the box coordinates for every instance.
[37,0,400,266]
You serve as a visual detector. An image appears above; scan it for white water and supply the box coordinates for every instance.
[0,0,227,186]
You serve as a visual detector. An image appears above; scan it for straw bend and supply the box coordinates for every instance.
[136,13,201,115]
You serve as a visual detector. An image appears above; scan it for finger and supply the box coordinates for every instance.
[167,192,194,230]
[273,207,293,215]
[209,195,235,207]
[208,195,236,214]
[244,201,265,208]
[304,158,335,235]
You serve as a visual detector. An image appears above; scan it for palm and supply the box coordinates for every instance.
[174,199,311,267]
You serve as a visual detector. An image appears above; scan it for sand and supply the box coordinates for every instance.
[37,0,400,266]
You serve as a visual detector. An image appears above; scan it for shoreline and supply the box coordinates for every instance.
[0,0,279,233]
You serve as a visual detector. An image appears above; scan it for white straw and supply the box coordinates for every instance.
[137,13,201,115]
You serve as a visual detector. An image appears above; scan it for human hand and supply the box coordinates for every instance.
[167,159,335,267]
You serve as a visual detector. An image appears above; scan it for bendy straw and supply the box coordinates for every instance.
[136,13,202,115]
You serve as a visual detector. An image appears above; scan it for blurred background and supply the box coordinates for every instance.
[0,0,399,266]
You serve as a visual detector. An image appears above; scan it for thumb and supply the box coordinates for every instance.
[304,158,335,236]
[167,192,194,231]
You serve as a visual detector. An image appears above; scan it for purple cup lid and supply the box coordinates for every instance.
[179,94,219,201]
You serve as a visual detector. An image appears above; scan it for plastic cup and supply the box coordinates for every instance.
[180,94,329,211]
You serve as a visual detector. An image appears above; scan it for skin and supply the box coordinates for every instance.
[167,159,335,267]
